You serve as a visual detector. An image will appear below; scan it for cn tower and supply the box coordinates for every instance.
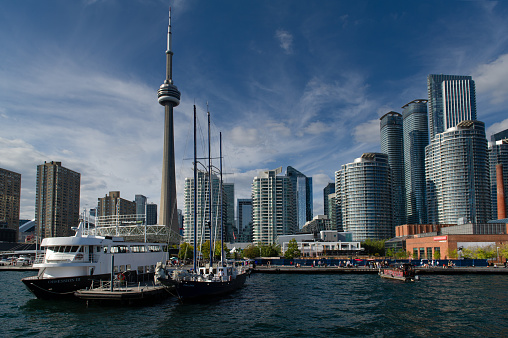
[157,7,180,240]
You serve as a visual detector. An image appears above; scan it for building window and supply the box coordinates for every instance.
[427,247,432,260]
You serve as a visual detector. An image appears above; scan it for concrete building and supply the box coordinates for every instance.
[427,74,477,140]
[402,99,429,224]
[35,161,80,238]
[300,215,332,234]
[286,166,313,229]
[252,167,296,245]
[426,120,491,224]
[0,168,21,242]
[380,111,405,227]
[336,153,393,241]
[223,183,235,242]
[97,191,136,217]
[489,131,508,220]
[157,9,181,239]
[278,231,361,257]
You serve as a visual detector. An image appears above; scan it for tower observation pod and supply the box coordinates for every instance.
[158,7,181,242]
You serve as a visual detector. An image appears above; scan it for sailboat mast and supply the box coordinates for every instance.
[220,132,224,265]
[208,108,213,267]
[193,105,197,273]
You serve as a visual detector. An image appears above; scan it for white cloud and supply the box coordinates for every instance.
[302,121,333,135]
[230,126,259,147]
[352,119,380,144]
[474,53,508,104]
[486,118,508,140]
[275,29,293,54]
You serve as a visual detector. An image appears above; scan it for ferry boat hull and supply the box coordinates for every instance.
[172,272,248,301]
[22,274,109,299]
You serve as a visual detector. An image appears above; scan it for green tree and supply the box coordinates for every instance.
[260,244,281,257]
[284,238,301,259]
[433,250,441,260]
[499,243,508,261]
[447,248,458,259]
[362,239,387,256]
[243,245,259,259]
[178,242,193,260]
[395,250,409,259]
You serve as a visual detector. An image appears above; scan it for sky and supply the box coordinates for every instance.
[1,0,508,221]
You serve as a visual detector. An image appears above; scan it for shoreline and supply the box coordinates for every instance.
[252,265,508,274]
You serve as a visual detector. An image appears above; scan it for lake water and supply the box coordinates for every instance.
[1,271,507,337]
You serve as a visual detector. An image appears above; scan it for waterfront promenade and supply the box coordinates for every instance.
[252,265,508,275]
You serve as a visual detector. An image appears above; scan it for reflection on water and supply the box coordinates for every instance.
[2,271,507,337]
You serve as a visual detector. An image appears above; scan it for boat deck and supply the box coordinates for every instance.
[74,282,174,304]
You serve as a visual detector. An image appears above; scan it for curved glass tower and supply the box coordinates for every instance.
[426,121,490,224]
[336,153,393,241]
[402,99,429,224]
[380,112,405,227]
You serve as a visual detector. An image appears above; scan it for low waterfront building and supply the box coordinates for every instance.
[300,215,331,233]
[278,231,361,257]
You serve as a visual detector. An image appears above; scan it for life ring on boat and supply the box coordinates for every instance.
[118,272,126,281]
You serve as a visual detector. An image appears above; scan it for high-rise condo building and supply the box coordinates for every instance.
[223,183,235,242]
[182,170,220,244]
[146,203,158,225]
[252,167,296,244]
[0,168,21,242]
[97,191,136,217]
[157,9,181,240]
[327,192,340,231]
[489,129,508,219]
[286,166,313,229]
[335,153,393,241]
[426,121,491,224]
[427,74,477,139]
[402,99,429,224]
[237,198,253,242]
[35,161,80,238]
[380,111,405,227]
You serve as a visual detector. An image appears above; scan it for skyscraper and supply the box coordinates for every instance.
[0,168,21,242]
[182,170,221,245]
[97,191,136,217]
[223,183,235,242]
[336,153,393,241]
[380,111,405,226]
[237,198,253,242]
[286,166,313,229]
[157,8,181,240]
[146,203,158,225]
[135,194,147,221]
[402,99,429,224]
[35,161,80,238]
[426,121,491,224]
[427,74,477,139]
[489,130,508,219]
[252,167,296,244]
[323,182,335,220]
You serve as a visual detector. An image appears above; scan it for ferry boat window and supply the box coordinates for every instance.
[97,246,101,253]
[148,245,161,252]
[137,266,144,274]
[120,265,125,272]
[145,265,150,273]
[71,246,79,252]
[114,266,118,273]
[104,246,108,253]
[126,264,131,271]
[78,246,83,252]
[131,245,146,253]
[111,247,119,254]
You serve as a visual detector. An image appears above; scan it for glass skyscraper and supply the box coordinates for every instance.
[286,166,313,229]
[252,167,296,244]
[427,74,477,139]
[380,111,405,227]
[335,153,393,241]
[426,121,491,224]
[402,99,429,224]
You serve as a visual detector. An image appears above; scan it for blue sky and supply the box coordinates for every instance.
[1,0,508,220]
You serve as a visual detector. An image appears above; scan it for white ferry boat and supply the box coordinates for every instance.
[22,222,168,299]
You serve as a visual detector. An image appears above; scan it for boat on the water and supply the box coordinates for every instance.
[155,105,249,300]
[21,222,168,299]
[379,263,418,282]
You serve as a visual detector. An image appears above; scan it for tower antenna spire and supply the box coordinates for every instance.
[166,6,173,84]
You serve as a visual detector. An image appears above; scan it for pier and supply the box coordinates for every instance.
[252,266,508,275]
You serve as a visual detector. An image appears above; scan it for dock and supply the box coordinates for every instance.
[74,282,175,305]
[252,266,508,275]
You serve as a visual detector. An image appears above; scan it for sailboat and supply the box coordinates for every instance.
[155,105,248,300]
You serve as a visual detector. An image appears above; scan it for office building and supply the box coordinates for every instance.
[286,166,313,229]
[402,99,429,224]
[97,191,136,217]
[327,192,340,231]
[380,111,405,226]
[0,168,21,242]
[182,170,221,244]
[427,74,477,139]
[223,183,235,242]
[489,130,508,219]
[426,121,491,224]
[336,153,393,241]
[35,161,80,238]
[252,167,296,245]
[237,198,253,242]
[146,203,158,225]
[323,183,335,220]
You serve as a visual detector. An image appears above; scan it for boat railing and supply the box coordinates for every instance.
[34,254,45,264]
